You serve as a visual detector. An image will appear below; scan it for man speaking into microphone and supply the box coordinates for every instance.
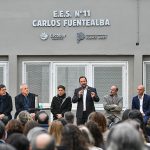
[72,76,100,125]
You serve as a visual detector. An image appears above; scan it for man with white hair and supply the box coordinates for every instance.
[14,83,36,118]
[28,129,55,150]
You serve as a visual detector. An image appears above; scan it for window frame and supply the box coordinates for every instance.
[53,61,128,110]
[22,61,128,110]
[143,61,150,92]
[22,61,52,105]
[0,61,9,90]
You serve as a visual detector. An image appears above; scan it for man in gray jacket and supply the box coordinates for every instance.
[103,85,123,127]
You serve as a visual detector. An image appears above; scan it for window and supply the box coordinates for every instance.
[23,61,128,111]
[92,62,128,109]
[143,61,150,94]
[23,62,50,104]
[0,62,9,88]
[53,61,128,110]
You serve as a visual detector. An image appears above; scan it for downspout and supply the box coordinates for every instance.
[136,0,140,46]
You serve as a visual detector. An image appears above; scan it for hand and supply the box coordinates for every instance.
[57,114,62,119]
[91,92,96,98]
[78,90,84,97]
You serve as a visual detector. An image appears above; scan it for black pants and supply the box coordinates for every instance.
[77,111,88,125]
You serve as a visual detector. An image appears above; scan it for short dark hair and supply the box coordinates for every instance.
[116,86,118,91]
[57,85,65,90]
[0,84,6,90]
[79,76,87,82]
[64,111,74,124]
[7,133,29,150]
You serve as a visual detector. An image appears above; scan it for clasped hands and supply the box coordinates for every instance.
[78,90,96,98]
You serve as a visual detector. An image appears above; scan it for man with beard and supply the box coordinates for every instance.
[51,85,72,120]
[72,76,100,125]
[0,84,12,124]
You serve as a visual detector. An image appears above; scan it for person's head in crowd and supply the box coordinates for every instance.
[1,117,9,126]
[57,118,67,126]
[128,109,144,129]
[122,109,131,121]
[57,85,66,97]
[17,111,32,126]
[61,124,88,150]
[31,133,55,150]
[7,133,29,150]
[0,144,17,150]
[86,121,105,149]
[0,120,6,142]
[27,127,47,142]
[23,120,39,136]
[48,120,63,146]
[64,111,74,124]
[5,119,23,138]
[106,122,145,150]
[125,119,141,131]
[78,125,95,147]
[128,109,149,142]
[88,112,107,133]
[35,111,49,125]
[20,83,29,96]
[137,85,145,96]
[0,84,7,96]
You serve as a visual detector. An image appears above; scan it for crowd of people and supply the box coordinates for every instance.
[0,76,150,150]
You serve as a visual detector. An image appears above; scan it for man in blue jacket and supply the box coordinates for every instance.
[132,84,150,124]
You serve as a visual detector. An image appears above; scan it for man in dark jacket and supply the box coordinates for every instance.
[0,84,12,124]
[15,83,35,119]
[132,84,150,124]
[51,85,72,120]
[72,76,100,125]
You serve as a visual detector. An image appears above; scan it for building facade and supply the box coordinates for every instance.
[0,0,150,118]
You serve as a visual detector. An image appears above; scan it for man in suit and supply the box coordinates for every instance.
[103,85,123,127]
[72,76,100,125]
[51,85,72,120]
[132,84,150,124]
[0,84,12,124]
[15,83,35,119]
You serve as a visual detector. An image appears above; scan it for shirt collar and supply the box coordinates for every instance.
[138,94,144,99]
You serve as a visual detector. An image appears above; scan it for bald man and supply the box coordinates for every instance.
[103,85,123,127]
[31,133,55,150]
[132,85,150,124]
